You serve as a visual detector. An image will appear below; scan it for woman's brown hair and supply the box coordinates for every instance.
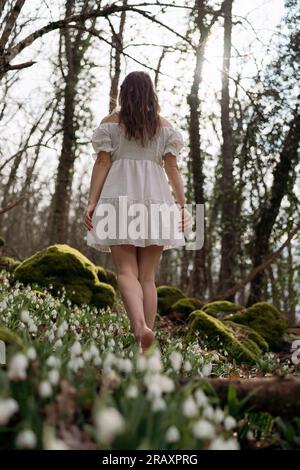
[117,71,161,147]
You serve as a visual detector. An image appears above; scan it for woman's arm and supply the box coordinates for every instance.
[163,153,192,232]
[163,153,186,206]
[84,152,112,231]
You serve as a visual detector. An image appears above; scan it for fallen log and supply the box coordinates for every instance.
[207,375,300,418]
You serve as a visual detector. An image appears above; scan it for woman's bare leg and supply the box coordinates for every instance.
[137,245,164,330]
[110,244,153,349]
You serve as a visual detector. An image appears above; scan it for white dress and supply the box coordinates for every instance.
[86,122,186,253]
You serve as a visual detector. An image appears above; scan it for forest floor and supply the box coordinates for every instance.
[0,270,300,450]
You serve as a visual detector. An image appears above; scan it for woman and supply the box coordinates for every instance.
[84,71,192,353]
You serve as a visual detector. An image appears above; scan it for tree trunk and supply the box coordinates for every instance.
[247,112,300,305]
[218,0,236,299]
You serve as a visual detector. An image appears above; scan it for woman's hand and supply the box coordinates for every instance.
[84,203,96,231]
[178,206,193,234]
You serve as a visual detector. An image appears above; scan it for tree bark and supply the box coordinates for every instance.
[247,112,300,305]
[218,0,236,299]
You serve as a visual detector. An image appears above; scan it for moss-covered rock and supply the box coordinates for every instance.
[169,297,205,322]
[0,325,24,350]
[13,244,116,309]
[187,310,266,363]
[96,266,118,289]
[92,283,116,309]
[224,302,288,350]
[202,300,244,318]
[0,256,21,272]
[157,285,186,315]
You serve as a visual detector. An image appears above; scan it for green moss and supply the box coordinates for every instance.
[91,283,116,309]
[224,302,288,350]
[171,297,205,317]
[96,266,118,289]
[157,285,186,315]
[0,256,21,272]
[225,320,269,353]
[13,244,116,309]
[202,300,244,318]
[187,310,263,364]
[0,325,24,349]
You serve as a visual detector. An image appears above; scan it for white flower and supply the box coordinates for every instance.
[224,415,237,431]
[20,309,30,323]
[70,341,82,356]
[53,339,63,349]
[39,380,52,398]
[213,407,224,424]
[183,360,192,372]
[202,362,212,377]
[8,353,29,381]
[169,351,183,372]
[46,355,61,368]
[208,437,240,450]
[26,347,37,361]
[0,398,19,425]
[28,321,38,333]
[125,384,138,399]
[151,397,166,412]
[16,429,37,449]
[203,405,214,421]
[194,389,208,408]
[93,356,102,366]
[48,369,60,386]
[165,426,180,443]
[136,355,147,371]
[192,419,215,439]
[247,430,254,440]
[94,407,126,444]
[147,350,162,372]
[182,396,198,418]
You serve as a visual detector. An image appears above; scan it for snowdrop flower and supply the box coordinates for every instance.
[202,362,212,377]
[194,389,208,408]
[203,405,214,421]
[146,382,162,399]
[147,350,162,372]
[16,429,37,449]
[125,384,138,399]
[83,350,92,361]
[20,309,30,323]
[89,344,99,357]
[28,321,38,333]
[39,380,53,398]
[0,398,19,425]
[136,355,147,371]
[48,369,60,386]
[70,341,82,356]
[192,419,215,439]
[26,347,37,361]
[169,351,183,372]
[213,407,224,424]
[183,360,192,372]
[165,426,180,443]
[92,331,98,339]
[119,358,133,374]
[94,407,126,444]
[151,397,166,412]
[46,355,61,368]
[108,338,115,348]
[53,339,63,349]
[102,352,115,372]
[128,350,134,358]
[182,396,198,418]
[208,437,239,450]
[93,356,102,366]
[8,353,29,381]
[224,415,237,431]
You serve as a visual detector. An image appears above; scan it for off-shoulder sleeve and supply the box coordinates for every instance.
[163,127,184,162]
[91,123,114,160]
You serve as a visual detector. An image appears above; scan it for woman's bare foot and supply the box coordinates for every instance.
[137,326,155,353]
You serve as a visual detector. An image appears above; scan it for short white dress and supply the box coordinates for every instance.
[86,121,186,253]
